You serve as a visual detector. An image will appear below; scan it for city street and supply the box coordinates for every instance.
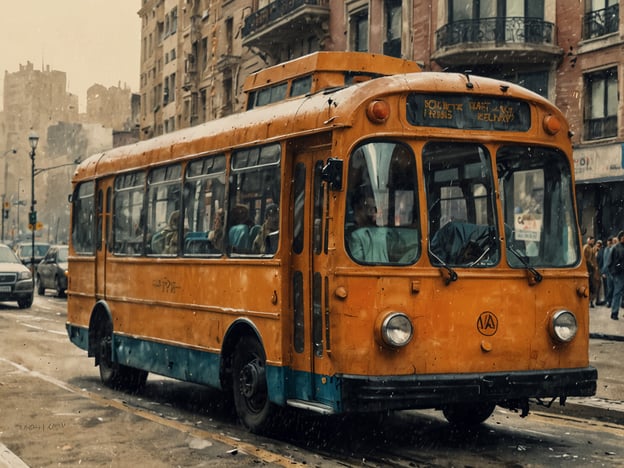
[0,295,622,467]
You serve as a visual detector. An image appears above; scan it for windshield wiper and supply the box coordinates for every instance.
[507,245,543,284]
[429,248,458,285]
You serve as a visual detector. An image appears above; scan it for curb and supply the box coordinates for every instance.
[537,398,624,425]
[590,333,624,342]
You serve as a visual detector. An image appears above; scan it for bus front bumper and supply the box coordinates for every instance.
[339,367,598,413]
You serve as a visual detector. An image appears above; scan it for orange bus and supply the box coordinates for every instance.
[67,51,596,432]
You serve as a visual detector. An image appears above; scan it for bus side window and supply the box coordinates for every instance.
[147,164,182,256]
[72,181,95,255]
[183,155,226,256]
[112,171,146,256]
[229,145,281,256]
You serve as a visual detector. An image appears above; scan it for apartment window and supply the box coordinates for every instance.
[583,0,619,39]
[223,76,233,113]
[226,17,234,55]
[201,37,208,70]
[164,73,176,105]
[350,8,369,52]
[384,0,402,57]
[584,67,618,140]
[494,70,549,99]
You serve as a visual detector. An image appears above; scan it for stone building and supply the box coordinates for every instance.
[137,0,622,239]
[1,61,136,242]
[86,83,136,131]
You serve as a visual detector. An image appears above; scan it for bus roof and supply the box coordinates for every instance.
[242,51,422,108]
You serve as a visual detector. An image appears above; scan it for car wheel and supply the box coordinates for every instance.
[55,276,66,297]
[18,295,33,309]
[36,275,45,296]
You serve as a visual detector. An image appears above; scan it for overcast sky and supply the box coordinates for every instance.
[0,1,141,112]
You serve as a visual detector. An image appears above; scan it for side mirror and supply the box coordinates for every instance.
[321,158,343,191]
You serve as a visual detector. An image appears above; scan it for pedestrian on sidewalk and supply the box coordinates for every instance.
[607,231,624,320]
[595,239,606,304]
[583,236,599,307]
[602,236,616,307]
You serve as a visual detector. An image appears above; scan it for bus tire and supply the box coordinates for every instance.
[95,320,147,392]
[442,402,495,426]
[232,336,274,433]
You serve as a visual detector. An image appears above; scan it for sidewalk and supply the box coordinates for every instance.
[556,303,624,423]
[589,302,624,341]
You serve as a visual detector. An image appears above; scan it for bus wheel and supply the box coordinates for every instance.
[442,402,495,426]
[232,336,274,433]
[95,321,147,392]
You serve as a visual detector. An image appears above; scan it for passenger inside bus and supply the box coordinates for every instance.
[151,210,182,254]
[207,208,224,252]
[252,203,279,254]
[348,188,389,263]
[228,204,253,253]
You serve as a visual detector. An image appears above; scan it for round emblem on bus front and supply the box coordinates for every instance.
[477,311,498,336]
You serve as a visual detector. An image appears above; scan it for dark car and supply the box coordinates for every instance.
[13,241,51,270]
[36,245,68,297]
[0,243,34,308]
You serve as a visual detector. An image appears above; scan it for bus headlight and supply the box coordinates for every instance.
[549,309,577,343]
[379,312,413,348]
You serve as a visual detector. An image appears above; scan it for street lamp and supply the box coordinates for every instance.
[1,148,16,241]
[28,132,39,276]
[16,177,23,241]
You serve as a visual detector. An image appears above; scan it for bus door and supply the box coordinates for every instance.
[95,179,112,299]
[290,145,332,405]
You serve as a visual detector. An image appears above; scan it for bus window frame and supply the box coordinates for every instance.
[182,153,227,257]
[344,140,421,266]
[71,180,96,255]
[228,143,282,257]
[112,170,146,256]
[146,163,183,256]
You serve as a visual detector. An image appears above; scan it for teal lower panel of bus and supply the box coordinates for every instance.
[65,324,341,410]
[66,324,88,351]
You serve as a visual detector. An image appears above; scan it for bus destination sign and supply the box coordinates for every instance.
[406,93,531,131]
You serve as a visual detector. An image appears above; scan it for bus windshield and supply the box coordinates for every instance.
[425,142,499,267]
[498,145,580,268]
[345,141,420,265]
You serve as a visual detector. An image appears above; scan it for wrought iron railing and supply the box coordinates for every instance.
[583,4,619,40]
[436,17,555,49]
[243,0,329,37]
[585,116,618,140]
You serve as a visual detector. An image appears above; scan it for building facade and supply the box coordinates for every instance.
[138,0,623,240]
[1,62,137,242]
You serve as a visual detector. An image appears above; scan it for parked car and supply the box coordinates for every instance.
[13,241,51,270]
[0,243,34,308]
[36,245,68,297]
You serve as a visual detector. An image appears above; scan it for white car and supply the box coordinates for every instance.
[0,244,34,308]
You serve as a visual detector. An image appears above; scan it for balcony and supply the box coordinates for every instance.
[583,4,619,40]
[242,0,329,58]
[432,17,562,68]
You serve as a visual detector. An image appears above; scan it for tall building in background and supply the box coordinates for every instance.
[3,61,79,150]
[0,61,137,242]
[86,83,137,131]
